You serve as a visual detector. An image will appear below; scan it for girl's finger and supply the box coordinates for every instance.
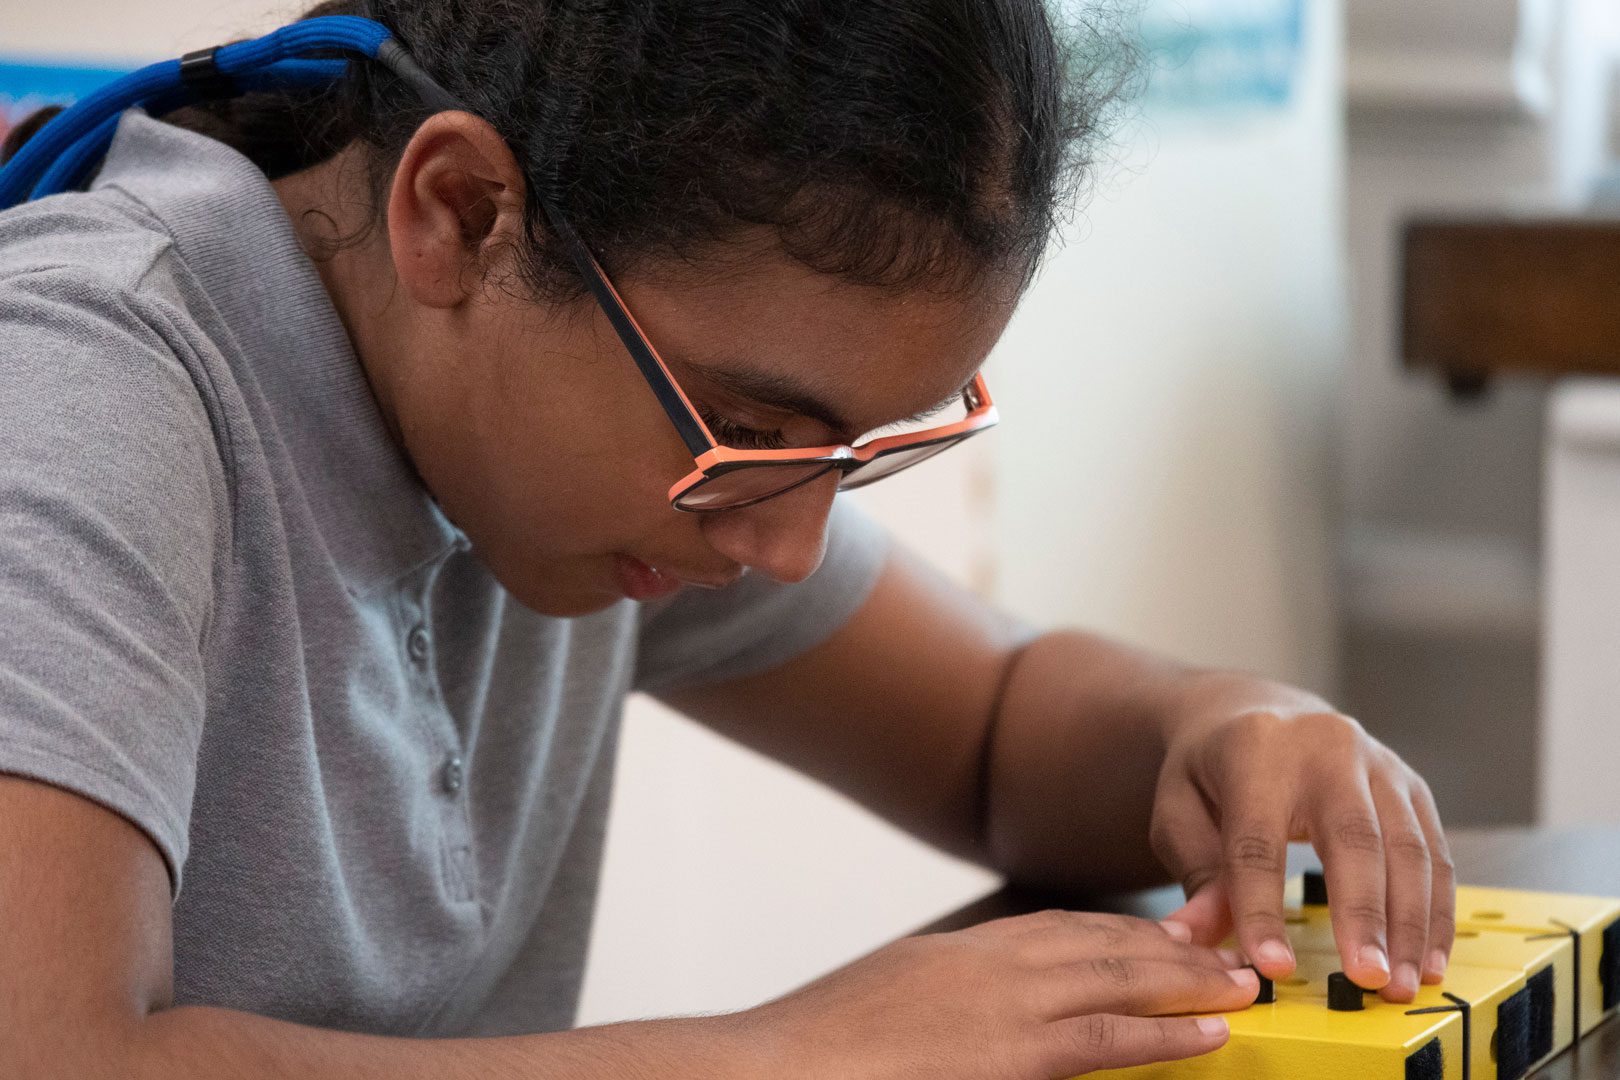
[1043,1012,1231,1077]
[1040,957,1259,1020]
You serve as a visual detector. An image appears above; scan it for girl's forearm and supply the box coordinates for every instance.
[106,1006,772,1080]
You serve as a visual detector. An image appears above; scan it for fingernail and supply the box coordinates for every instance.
[1255,939,1293,969]
[1217,946,1246,968]
[1393,962,1419,997]
[1229,967,1259,988]
[1426,948,1449,980]
[1358,944,1390,975]
[1197,1016,1229,1038]
[1160,920,1193,943]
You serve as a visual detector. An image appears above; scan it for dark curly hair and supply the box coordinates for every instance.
[161,0,1134,298]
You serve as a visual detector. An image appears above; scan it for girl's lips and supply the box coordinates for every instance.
[613,554,682,601]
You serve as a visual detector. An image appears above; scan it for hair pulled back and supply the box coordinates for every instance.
[162,0,1131,298]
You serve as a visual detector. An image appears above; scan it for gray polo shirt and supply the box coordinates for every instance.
[0,110,887,1037]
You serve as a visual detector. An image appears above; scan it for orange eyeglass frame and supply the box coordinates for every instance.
[543,204,1000,512]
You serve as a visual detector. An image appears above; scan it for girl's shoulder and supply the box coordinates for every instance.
[0,181,177,297]
[0,194,236,582]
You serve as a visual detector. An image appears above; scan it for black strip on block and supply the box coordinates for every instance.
[1495,984,1534,1080]
[1405,1036,1442,1080]
[1527,965,1555,1062]
[1406,994,1470,1080]
[1602,919,1620,1012]
[1303,869,1329,905]
[1452,993,1472,1080]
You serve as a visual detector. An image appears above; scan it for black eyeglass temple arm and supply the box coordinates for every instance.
[540,207,715,458]
[381,59,712,461]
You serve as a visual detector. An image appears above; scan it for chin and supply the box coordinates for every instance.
[474,546,634,618]
[534,593,627,618]
[497,581,622,618]
[497,571,627,618]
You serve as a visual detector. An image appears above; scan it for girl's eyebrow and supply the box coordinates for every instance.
[891,390,969,427]
[679,357,852,436]
[680,355,971,438]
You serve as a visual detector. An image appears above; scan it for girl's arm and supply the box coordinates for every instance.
[662,542,1454,1002]
[0,775,1242,1079]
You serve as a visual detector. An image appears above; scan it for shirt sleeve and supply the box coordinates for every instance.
[633,496,891,694]
[0,267,225,896]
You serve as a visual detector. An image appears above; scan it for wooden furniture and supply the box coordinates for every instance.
[1402,219,1620,393]
[915,828,1620,1079]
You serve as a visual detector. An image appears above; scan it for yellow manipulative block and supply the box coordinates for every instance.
[1082,985,1463,1080]
[1448,928,1572,1072]
[1452,884,1620,1039]
[1292,878,1620,1039]
[1279,905,1574,1071]
[1291,950,1529,1080]
[1086,949,1528,1080]
[1082,877,1619,1079]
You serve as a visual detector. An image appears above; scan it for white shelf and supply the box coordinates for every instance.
[1345,0,1554,117]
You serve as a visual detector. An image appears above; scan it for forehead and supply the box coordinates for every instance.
[619,251,1017,431]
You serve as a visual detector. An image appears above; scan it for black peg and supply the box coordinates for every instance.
[1327,971,1365,1011]
[1303,869,1329,906]
[1249,965,1275,1004]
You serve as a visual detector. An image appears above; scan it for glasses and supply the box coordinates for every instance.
[542,205,999,512]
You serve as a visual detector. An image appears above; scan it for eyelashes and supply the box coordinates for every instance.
[696,397,958,452]
[697,406,790,451]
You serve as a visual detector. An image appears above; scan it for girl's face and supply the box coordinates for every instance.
[286,114,1018,617]
[392,251,1016,616]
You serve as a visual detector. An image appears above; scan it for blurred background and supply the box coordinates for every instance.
[9,0,1620,1029]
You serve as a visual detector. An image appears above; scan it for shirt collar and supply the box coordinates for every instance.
[95,110,466,597]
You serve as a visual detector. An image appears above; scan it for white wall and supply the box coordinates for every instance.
[1,0,296,61]
[990,0,1345,695]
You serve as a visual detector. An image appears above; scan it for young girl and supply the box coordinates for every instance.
[0,1,1451,1076]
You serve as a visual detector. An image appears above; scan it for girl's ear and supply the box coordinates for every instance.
[386,110,527,308]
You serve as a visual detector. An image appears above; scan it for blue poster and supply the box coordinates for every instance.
[0,57,134,146]
[1140,0,1305,110]
[1065,0,1307,114]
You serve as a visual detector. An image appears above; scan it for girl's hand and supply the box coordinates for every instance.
[1149,672,1455,1003]
[744,910,1257,1079]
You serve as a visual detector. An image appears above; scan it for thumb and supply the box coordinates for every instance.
[1164,877,1233,948]
[1152,771,1230,947]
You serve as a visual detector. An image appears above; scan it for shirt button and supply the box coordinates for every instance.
[407,623,430,663]
[440,754,465,795]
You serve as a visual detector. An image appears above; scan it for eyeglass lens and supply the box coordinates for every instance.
[674,433,970,510]
[674,461,838,511]
[835,437,960,491]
